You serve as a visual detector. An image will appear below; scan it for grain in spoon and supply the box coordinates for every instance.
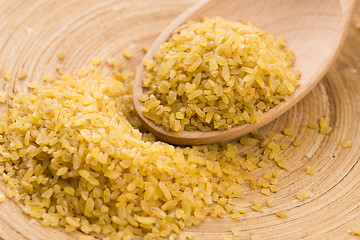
[133,0,355,145]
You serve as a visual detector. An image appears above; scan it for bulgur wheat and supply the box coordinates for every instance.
[0,63,294,239]
[140,17,300,131]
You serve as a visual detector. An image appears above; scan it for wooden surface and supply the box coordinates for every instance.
[0,0,359,239]
[133,0,356,145]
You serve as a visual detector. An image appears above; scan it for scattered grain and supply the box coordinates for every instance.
[240,137,258,146]
[319,118,332,134]
[231,227,240,237]
[306,166,314,175]
[91,58,101,66]
[267,199,275,207]
[342,140,352,148]
[251,234,261,240]
[252,197,265,212]
[282,129,293,136]
[142,44,150,52]
[0,192,5,202]
[297,189,311,201]
[355,21,360,29]
[123,49,132,59]
[17,72,28,80]
[179,233,194,240]
[4,72,11,81]
[261,188,271,196]
[106,58,116,68]
[58,52,65,61]
[276,210,287,218]
[0,91,6,103]
[28,82,41,89]
[43,74,53,82]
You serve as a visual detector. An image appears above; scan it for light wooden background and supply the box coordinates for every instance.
[0,0,359,239]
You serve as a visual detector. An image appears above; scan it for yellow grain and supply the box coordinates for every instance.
[122,49,132,59]
[91,58,101,66]
[78,236,95,240]
[297,189,311,201]
[261,188,271,196]
[240,137,258,146]
[306,166,314,175]
[251,235,261,240]
[308,123,317,129]
[231,227,240,237]
[276,210,287,218]
[354,228,360,235]
[283,128,293,136]
[4,72,11,81]
[355,21,360,29]
[28,82,41,89]
[0,91,6,103]
[142,44,150,52]
[18,72,28,80]
[58,52,65,60]
[267,199,275,207]
[319,118,332,135]
[0,192,5,202]
[43,74,53,82]
[342,140,352,148]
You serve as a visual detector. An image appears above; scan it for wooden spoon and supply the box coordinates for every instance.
[133,0,355,145]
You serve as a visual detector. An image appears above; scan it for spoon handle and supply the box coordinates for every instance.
[339,0,356,14]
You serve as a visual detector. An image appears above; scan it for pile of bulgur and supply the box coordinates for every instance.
[0,61,295,239]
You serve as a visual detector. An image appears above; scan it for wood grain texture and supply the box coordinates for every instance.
[0,0,359,239]
[132,0,356,145]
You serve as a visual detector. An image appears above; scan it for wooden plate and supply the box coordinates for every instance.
[0,0,359,239]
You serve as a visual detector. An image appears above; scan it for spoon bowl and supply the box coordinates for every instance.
[133,0,355,145]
